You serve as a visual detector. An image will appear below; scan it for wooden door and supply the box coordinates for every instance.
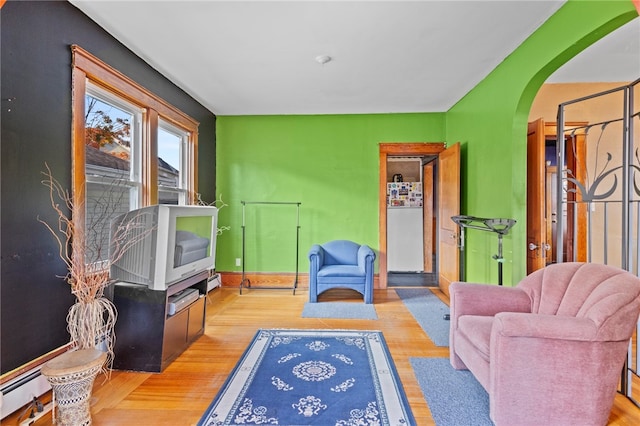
[563,126,588,263]
[527,119,588,274]
[527,118,546,273]
[437,143,460,297]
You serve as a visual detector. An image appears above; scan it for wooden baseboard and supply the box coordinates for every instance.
[218,272,381,289]
[218,272,307,288]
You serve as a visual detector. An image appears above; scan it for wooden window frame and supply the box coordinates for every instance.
[71,45,199,221]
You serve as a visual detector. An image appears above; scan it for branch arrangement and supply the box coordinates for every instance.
[39,163,153,372]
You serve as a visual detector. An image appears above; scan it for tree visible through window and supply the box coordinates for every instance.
[85,97,131,153]
[84,90,140,265]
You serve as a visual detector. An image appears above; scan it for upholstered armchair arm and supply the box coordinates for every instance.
[307,245,325,303]
[450,282,531,318]
[493,312,598,341]
[449,282,531,370]
[357,245,375,273]
[488,311,628,425]
[358,245,375,304]
[308,244,324,268]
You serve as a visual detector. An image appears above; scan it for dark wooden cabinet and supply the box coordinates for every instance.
[112,271,208,372]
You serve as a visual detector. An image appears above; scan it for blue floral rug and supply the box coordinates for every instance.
[198,329,415,425]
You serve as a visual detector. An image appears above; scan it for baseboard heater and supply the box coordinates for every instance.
[1,366,51,419]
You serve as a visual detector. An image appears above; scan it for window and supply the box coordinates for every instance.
[158,120,189,205]
[72,45,199,266]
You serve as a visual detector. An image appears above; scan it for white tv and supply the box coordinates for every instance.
[109,204,218,290]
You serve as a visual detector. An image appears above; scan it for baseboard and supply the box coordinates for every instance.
[219,272,308,288]
[218,272,380,288]
[0,346,71,420]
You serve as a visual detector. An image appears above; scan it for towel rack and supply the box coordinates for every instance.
[240,201,301,294]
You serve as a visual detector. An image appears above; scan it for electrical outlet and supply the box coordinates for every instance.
[235,258,241,266]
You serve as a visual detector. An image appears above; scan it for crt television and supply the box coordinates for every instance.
[109,204,218,290]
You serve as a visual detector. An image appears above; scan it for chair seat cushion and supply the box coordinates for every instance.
[458,315,494,361]
[317,265,363,277]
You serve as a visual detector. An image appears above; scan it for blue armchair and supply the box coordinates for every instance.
[308,240,376,304]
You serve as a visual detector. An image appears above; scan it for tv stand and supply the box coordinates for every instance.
[112,271,208,372]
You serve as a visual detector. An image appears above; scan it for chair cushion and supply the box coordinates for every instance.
[321,240,360,265]
[317,265,364,277]
[457,315,493,362]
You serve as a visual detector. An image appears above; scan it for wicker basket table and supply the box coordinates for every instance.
[41,349,106,425]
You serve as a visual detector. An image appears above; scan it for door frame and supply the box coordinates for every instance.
[378,142,446,288]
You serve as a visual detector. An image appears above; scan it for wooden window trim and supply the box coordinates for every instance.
[72,45,198,129]
[71,44,199,207]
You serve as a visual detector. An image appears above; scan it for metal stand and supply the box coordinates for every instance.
[240,201,301,295]
[451,215,516,286]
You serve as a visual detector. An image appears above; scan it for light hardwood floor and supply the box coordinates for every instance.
[6,287,640,425]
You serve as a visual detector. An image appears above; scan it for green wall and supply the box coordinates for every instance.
[447,0,637,285]
[215,0,638,284]
[215,113,445,272]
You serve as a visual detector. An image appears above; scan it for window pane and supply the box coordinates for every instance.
[85,93,137,264]
[84,181,133,268]
[158,122,186,205]
[85,95,133,174]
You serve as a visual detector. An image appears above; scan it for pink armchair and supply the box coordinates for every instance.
[449,262,640,426]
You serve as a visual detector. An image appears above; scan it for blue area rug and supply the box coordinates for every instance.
[411,357,492,426]
[395,288,450,346]
[301,302,378,319]
[198,329,415,425]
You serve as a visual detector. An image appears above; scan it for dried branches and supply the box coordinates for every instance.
[39,163,92,299]
[40,164,151,300]
[39,163,152,371]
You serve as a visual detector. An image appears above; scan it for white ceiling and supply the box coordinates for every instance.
[69,1,639,116]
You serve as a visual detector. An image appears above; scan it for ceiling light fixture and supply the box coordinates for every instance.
[315,55,332,65]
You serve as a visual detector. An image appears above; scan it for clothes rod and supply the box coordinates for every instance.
[241,201,301,205]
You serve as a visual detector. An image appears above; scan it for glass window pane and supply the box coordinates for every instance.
[84,92,138,265]
[85,95,133,175]
[85,181,133,268]
[158,122,187,205]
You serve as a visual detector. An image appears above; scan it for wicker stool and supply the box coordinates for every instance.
[41,349,107,425]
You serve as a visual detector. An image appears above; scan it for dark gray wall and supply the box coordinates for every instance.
[1,0,216,374]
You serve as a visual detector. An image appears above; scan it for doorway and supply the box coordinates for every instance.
[527,119,587,274]
[386,155,436,287]
[378,143,460,295]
